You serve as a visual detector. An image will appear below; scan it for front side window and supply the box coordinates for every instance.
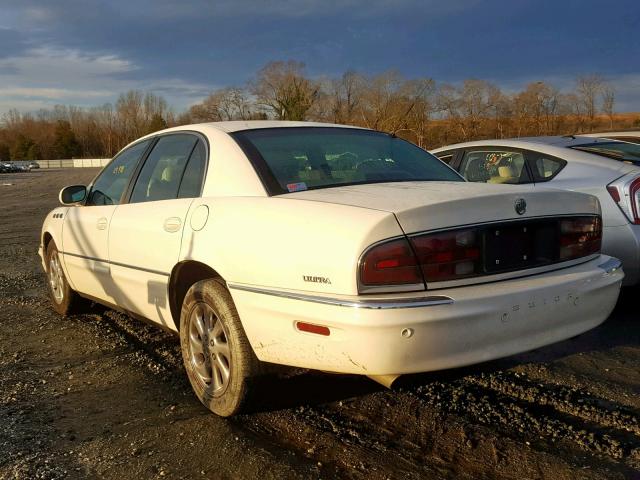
[571,141,640,164]
[87,140,150,206]
[232,128,462,195]
[130,134,199,203]
[460,149,531,184]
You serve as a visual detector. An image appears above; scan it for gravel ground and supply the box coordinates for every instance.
[0,168,639,480]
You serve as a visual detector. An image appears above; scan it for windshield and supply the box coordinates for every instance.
[232,127,463,195]
[571,141,640,163]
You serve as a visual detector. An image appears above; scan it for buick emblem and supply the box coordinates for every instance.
[514,198,527,215]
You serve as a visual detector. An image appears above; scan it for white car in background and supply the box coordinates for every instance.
[40,122,623,416]
[432,136,640,285]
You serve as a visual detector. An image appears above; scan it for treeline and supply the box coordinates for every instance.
[0,60,637,161]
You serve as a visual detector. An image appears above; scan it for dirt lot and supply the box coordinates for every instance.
[1,168,639,479]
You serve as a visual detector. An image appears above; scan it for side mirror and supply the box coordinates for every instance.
[59,185,87,205]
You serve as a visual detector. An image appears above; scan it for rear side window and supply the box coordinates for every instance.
[571,141,640,164]
[130,134,198,203]
[87,140,150,206]
[178,140,207,198]
[460,149,531,184]
[606,136,640,145]
[528,152,566,182]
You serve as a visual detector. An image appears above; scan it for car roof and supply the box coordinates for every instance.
[174,120,366,133]
[578,131,640,138]
[431,135,633,151]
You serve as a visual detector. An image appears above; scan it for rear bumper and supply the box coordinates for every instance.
[230,255,623,376]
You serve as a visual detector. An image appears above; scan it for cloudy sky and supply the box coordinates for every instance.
[0,0,639,114]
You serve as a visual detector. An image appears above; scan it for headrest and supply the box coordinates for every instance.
[498,165,517,178]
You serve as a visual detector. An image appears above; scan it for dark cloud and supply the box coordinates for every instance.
[0,0,639,112]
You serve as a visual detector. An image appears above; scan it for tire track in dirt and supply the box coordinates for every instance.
[404,372,640,472]
[468,370,640,436]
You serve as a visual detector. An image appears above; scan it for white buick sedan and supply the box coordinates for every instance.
[40,121,623,416]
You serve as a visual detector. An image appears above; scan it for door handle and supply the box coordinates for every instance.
[163,217,182,233]
[97,217,108,230]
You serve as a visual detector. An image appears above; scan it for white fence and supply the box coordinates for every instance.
[21,158,111,169]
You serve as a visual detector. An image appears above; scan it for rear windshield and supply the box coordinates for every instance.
[570,141,640,164]
[232,127,463,195]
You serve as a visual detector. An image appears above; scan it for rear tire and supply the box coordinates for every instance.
[45,241,84,316]
[180,279,261,417]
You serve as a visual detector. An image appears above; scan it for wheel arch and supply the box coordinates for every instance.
[168,260,224,331]
[43,231,54,251]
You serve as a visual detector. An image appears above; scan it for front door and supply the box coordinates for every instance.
[62,139,151,303]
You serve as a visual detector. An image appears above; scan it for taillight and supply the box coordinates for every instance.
[558,216,602,261]
[359,216,602,293]
[359,238,424,289]
[607,174,640,225]
[607,185,621,203]
[630,178,640,224]
[410,228,482,282]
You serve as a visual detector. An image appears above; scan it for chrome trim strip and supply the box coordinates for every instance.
[406,213,600,237]
[227,283,453,309]
[61,251,170,277]
[428,254,599,290]
[598,257,622,274]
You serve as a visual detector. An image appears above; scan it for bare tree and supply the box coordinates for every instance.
[250,61,319,120]
[601,84,616,130]
[189,87,253,122]
[575,74,606,132]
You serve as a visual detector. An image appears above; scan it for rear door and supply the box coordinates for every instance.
[62,139,151,303]
[108,133,207,329]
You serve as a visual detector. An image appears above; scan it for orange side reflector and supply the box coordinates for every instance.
[296,322,330,336]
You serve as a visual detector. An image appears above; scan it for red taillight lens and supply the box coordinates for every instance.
[630,178,640,225]
[359,238,424,288]
[559,216,602,261]
[607,185,621,203]
[607,175,640,225]
[410,228,482,282]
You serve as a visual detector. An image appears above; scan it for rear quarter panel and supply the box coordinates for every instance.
[179,196,403,295]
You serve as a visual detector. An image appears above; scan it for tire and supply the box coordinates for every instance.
[180,279,261,417]
[45,241,83,316]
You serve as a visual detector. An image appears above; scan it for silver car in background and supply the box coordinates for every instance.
[432,136,640,286]
[579,131,640,145]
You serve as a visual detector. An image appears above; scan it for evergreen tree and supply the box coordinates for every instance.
[52,120,81,159]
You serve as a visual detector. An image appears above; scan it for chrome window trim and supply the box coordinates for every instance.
[227,283,453,309]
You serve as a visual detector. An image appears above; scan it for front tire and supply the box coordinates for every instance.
[45,241,83,316]
[180,279,260,417]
